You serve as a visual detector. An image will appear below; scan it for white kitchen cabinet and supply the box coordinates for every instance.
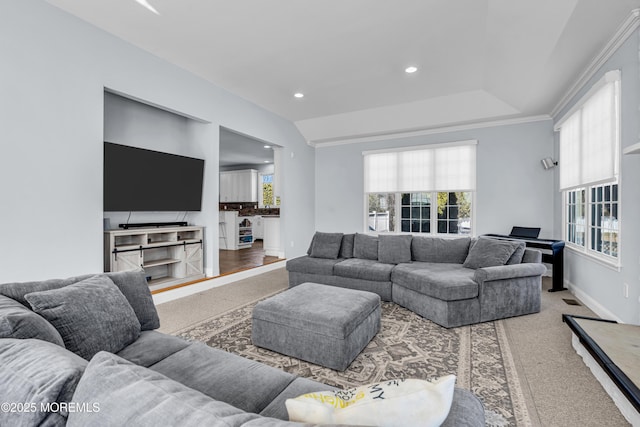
[263,217,282,257]
[252,215,264,239]
[219,211,253,250]
[219,169,258,203]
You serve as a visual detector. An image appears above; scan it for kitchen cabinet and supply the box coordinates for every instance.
[219,169,258,203]
[263,217,282,257]
[252,215,264,239]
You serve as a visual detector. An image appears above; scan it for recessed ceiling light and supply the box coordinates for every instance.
[264,160,270,163]
[405,66,418,74]
[134,0,160,15]
[294,92,304,98]
[264,145,271,149]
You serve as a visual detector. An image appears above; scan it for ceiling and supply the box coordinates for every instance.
[219,128,275,168]
[46,0,640,145]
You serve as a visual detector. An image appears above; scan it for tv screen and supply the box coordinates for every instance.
[104,142,205,212]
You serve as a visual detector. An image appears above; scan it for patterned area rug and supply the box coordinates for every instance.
[176,292,530,427]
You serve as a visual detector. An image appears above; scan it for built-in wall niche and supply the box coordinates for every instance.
[102,91,206,228]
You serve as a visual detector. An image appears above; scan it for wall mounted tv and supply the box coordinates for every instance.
[104,142,205,212]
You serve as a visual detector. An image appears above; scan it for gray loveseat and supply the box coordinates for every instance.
[0,270,485,426]
[287,233,547,328]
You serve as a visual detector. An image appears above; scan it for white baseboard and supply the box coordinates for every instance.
[153,260,286,305]
[565,279,624,323]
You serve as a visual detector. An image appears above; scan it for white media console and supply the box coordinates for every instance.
[104,225,205,291]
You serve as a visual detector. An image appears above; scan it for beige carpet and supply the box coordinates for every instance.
[157,268,630,427]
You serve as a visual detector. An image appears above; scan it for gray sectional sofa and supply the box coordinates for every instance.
[287,232,547,328]
[0,270,485,426]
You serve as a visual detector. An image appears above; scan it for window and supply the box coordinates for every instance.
[556,70,620,263]
[565,188,585,247]
[364,141,476,235]
[259,174,280,208]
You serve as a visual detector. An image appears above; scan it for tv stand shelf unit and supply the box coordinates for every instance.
[104,225,205,291]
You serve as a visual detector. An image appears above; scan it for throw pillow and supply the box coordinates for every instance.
[309,232,344,259]
[353,233,379,260]
[0,338,87,426]
[378,235,412,264]
[339,233,355,259]
[105,269,160,330]
[0,294,64,346]
[67,352,284,426]
[462,237,520,269]
[506,242,526,265]
[286,376,456,427]
[25,275,141,360]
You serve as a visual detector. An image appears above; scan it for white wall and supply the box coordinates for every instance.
[315,119,555,239]
[553,31,640,324]
[0,0,314,282]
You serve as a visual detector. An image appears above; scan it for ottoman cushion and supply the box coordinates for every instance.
[252,283,380,370]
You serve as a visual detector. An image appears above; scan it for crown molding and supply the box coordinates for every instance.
[551,8,640,119]
[308,115,551,148]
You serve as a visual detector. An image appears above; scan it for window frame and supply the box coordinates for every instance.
[562,182,621,268]
[364,190,476,237]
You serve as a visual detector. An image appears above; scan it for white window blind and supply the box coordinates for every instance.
[556,70,620,191]
[364,141,476,193]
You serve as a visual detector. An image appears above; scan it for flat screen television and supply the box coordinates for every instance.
[104,142,205,212]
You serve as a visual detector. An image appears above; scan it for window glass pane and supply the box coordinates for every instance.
[367,193,395,232]
[398,192,434,234]
[585,183,618,258]
[435,192,471,235]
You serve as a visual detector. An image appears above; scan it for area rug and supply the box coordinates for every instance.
[176,292,531,427]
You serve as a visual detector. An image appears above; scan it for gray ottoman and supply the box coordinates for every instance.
[251,282,381,371]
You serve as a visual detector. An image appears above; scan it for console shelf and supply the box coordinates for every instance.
[104,225,205,291]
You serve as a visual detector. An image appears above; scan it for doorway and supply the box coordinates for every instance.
[218,127,282,275]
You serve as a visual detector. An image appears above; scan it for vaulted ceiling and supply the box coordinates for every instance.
[46,0,640,145]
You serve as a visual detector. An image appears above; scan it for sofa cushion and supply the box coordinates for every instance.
[149,342,296,414]
[0,270,160,331]
[116,330,190,367]
[67,352,296,427]
[339,233,355,258]
[463,237,521,269]
[378,234,412,264]
[392,263,478,301]
[334,258,394,282]
[286,256,343,276]
[0,294,65,346]
[411,236,471,263]
[25,275,141,360]
[353,233,379,260]
[0,274,93,306]
[261,377,339,420]
[0,338,87,426]
[309,232,344,259]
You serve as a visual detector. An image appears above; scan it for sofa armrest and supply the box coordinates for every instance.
[474,263,547,283]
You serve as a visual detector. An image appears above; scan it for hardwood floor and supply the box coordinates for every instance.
[218,240,280,275]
